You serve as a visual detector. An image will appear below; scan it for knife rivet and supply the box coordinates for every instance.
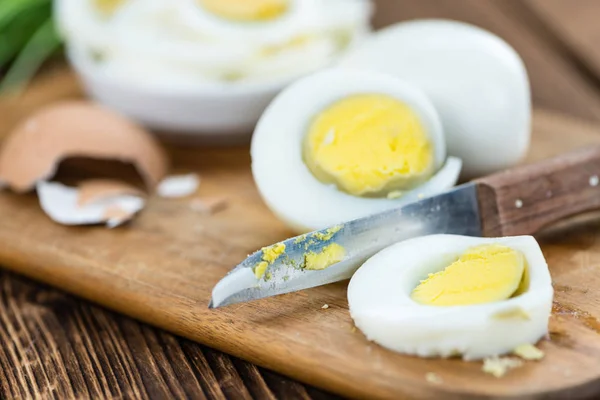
[515,199,523,208]
[590,175,599,187]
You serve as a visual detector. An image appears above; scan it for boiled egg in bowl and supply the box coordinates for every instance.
[251,69,462,233]
[348,234,553,360]
[54,0,373,138]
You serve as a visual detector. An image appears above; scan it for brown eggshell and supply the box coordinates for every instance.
[103,205,136,226]
[77,179,145,207]
[0,101,169,193]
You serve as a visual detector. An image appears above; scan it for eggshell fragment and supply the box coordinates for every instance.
[189,197,228,214]
[37,180,145,227]
[157,173,200,198]
[0,101,169,193]
[77,179,145,206]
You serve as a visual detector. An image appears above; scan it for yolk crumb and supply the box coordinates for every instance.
[312,225,342,241]
[254,261,269,279]
[254,242,286,279]
[199,0,288,22]
[262,242,285,263]
[303,94,434,197]
[411,244,526,306]
[513,344,544,360]
[304,243,346,270]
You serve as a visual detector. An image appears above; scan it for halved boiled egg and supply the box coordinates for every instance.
[251,69,462,233]
[339,19,531,178]
[347,234,553,360]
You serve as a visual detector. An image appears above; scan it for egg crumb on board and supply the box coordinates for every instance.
[321,304,329,309]
[157,174,200,199]
[55,0,373,88]
[251,69,462,233]
[482,357,523,378]
[347,234,553,360]
[425,372,443,385]
[513,344,544,361]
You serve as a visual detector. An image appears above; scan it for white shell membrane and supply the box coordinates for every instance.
[347,234,553,360]
[251,69,460,233]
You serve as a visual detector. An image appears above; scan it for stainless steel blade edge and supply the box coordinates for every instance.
[210,183,483,308]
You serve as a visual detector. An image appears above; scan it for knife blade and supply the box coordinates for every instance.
[209,183,482,308]
[210,145,600,308]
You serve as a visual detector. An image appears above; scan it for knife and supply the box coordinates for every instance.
[209,145,600,308]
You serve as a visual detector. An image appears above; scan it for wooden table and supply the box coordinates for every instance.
[2,0,600,398]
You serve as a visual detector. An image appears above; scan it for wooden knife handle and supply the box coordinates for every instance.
[476,145,600,237]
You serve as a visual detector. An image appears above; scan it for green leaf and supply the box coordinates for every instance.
[0,1,52,68]
[0,0,48,30]
[0,16,61,93]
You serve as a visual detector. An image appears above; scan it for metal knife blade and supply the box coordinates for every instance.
[209,182,483,308]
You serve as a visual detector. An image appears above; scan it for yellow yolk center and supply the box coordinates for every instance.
[94,0,125,16]
[303,94,434,197]
[199,0,288,22]
[411,244,526,306]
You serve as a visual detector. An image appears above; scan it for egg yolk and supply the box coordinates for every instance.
[304,243,346,270]
[303,94,434,197]
[94,0,125,16]
[411,244,526,306]
[199,0,288,22]
[254,242,286,279]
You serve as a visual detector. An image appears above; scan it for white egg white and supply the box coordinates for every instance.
[347,234,553,360]
[251,69,461,233]
[176,0,321,45]
[339,19,531,178]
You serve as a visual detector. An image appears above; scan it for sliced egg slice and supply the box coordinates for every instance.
[347,234,553,360]
[251,69,462,233]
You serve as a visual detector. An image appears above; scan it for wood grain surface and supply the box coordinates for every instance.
[1,98,600,399]
[0,270,335,399]
[2,1,600,399]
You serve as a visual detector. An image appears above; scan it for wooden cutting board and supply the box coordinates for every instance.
[2,79,600,399]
